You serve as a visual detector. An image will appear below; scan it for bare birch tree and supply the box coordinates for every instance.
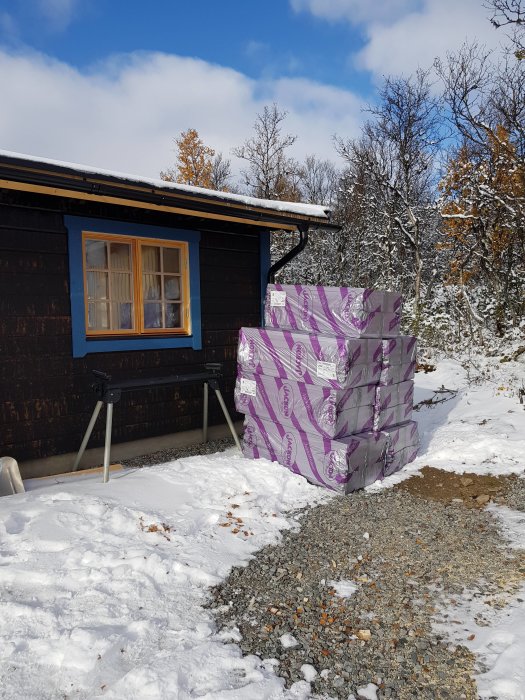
[335,70,443,332]
[486,0,525,58]
[233,104,298,200]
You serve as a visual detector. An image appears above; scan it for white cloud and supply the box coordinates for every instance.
[356,0,502,77]
[291,0,503,79]
[244,40,269,58]
[270,77,363,154]
[0,48,364,180]
[290,0,421,25]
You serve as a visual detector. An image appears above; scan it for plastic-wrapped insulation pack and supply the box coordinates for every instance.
[235,370,377,439]
[264,283,402,338]
[238,327,383,390]
[242,413,388,494]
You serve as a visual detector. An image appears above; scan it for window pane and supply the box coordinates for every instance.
[88,302,109,330]
[165,303,181,328]
[111,272,131,301]
[87,271,108,300]
[143,273,161,300]
[142,246,161,272]
[144,302,162,328]
[110,242,131,270]
[164,276,181,301]
[87,302,95,329]
[85,236,190,335]
[112,302,133,330]
[85,240,107,269]
[163,247,180,273]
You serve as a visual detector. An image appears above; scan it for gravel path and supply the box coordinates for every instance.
[122,440,524,698]
[209,481,525,700]
[121,437,236,468]
[502,476,525,512]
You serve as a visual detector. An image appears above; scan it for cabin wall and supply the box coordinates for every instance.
[0,198,262,466]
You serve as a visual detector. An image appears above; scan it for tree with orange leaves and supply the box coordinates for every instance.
[439,125,525,332]
[161,128,215,188]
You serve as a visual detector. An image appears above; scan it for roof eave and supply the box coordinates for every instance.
[0,154,338,231]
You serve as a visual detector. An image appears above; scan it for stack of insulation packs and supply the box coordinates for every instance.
[235,284,419,494]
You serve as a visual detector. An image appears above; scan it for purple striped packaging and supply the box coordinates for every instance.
[375,402,414,431]
[375,380,414,411]
[374,380,414,431]
[235,371,376,439]
[384,420,420,453]
[265,284,402,338]
[384,446,420,477]
[242,415,388,494]
[382,420,420,477]
[379,361,416,385]
[238,326,383,389]
[381,336,417,366]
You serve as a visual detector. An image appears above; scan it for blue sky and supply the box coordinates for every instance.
[0,0,501,179]
[7,1,369,90]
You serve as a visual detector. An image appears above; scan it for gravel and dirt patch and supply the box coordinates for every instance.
[209,471,525,700]
[121,436,236,468]
[394,466,524,509]
[122,439,524,698]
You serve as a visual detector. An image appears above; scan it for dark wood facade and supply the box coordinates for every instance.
[0,153,333,473]
[0,191,261,465]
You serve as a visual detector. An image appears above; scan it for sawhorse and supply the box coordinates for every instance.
[73,363,241,482]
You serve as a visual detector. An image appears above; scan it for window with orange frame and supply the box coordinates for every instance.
[83,232,191,337]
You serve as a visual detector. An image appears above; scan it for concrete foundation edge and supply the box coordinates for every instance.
[19,421,244,479]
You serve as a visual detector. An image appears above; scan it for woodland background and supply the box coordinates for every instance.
[161,1,525,354]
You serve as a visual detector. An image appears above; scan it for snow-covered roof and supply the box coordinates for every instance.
[0,149,331,221]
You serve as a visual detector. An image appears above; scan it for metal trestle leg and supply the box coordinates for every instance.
[73,400,104,472]
[103,403,113,484]
[202,381,209,443]
[213,387,242,451]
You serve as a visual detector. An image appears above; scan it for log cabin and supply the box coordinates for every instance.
[0,150,335,477]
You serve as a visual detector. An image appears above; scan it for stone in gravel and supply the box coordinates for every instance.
[280,633,299,648]
[300,664,317,682]
[357,629,371,641]
[476,494,490,504]
[357,682,379,699]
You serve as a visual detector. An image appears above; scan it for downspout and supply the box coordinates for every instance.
[267,223,309,284]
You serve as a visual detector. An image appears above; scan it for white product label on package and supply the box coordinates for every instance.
[316,361,337,380]
[270,290,287,307]
[240,378,257,397]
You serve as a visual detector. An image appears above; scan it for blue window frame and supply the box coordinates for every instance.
[66,216,201,358]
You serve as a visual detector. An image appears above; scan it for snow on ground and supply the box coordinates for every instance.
[372,355,525,491]
[406,354,525,700]
[328,580,358,598]
[0,355,524,699]
[0,453,328,699]
[433,504,525,700]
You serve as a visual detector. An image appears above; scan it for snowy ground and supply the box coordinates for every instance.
[0,355,524,699]
[433,504,525,700]
[375,354,525,485]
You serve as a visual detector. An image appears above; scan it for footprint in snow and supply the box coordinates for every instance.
[4,512,33,535]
